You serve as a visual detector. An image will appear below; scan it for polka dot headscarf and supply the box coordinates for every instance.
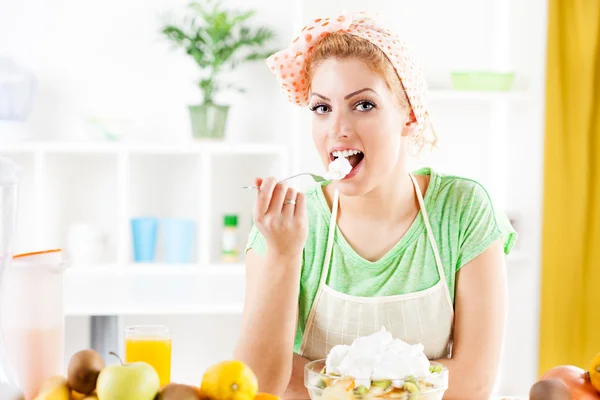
[265,11,432,135]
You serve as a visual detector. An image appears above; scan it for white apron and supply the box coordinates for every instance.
[298,174,454,360]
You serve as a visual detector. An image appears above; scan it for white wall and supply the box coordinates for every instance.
[0,0,295,144]
[2,0,548,396]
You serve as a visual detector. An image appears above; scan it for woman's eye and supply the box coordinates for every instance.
[311,104,330,114]
[355,101,375,111]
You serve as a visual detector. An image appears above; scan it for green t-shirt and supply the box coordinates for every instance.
[245,168,517,353]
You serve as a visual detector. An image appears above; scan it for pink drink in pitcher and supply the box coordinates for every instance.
[2,250,66,400]
[4,327,64,399]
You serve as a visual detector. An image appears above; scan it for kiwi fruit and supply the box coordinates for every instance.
[67,349,105,394]
[156,383,202,400]
[529,379,572,400]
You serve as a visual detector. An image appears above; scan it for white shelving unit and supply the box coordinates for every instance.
[0,140,288,315]
[64,263,245,316]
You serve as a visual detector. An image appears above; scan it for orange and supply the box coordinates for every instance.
[200,360,258,400]
[588,352,600,392]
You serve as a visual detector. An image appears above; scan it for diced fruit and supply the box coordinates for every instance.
[404,376,418,386]
[320,386,354,400]
[330,378,355,391]
[372,380,392,390]
[353,385,368,397]
[403,382,419,394]
[380,389,407,399]
[429,365,443,374]
[316,379,329,390]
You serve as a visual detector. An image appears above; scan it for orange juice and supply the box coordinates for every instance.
[124,326,171,386]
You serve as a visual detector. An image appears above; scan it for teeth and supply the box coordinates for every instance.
[332,149,362,158]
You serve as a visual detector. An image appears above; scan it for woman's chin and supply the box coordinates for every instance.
[333,166,371,196]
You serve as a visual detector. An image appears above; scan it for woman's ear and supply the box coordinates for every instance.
[400,109,418,137]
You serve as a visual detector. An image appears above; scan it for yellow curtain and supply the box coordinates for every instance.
[539,0,600,374]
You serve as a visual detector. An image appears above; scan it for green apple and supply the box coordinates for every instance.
[96,352,159,400]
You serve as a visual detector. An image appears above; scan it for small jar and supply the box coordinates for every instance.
[221,214,239,263]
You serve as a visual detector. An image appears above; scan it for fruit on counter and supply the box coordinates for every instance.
[69,390,98,400]
[96,352,160,400]
[200,360,259,400]
[34,376,71,400]
[530,378,573,400]
[156,383,202,400]
[253,393,281,400]
[538,365,600,399]
[589,352,600,392]
[68,349,105,395]
[70,392,85,400]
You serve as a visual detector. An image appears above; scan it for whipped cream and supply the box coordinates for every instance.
[324,156,352,180]
[325,328,431,389]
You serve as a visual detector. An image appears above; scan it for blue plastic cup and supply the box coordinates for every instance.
[131,217,158,262]
[161,218,196,263]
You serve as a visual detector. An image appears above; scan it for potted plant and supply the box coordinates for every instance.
[161,0,276,140]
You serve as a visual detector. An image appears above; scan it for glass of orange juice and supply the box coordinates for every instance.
[124,325,171,386]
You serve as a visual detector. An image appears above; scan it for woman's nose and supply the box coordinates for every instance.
[329,112,351,139]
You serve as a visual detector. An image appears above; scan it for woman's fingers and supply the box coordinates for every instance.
[255,177,277,217]
[267,182,288,214]
[282,187,297,217]
[294,192,307,218]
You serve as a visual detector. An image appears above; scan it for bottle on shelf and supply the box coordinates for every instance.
[221,214,239,263]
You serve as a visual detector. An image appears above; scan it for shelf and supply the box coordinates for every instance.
[65,262,245,276]
[44,153,119,262]
[0,142,289,270]
[64,263,245,316]
[0,140,288,157]
[209,154,285,263]
[428,89,530,102]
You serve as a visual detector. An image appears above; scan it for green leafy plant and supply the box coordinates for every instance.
[161,0,276,105]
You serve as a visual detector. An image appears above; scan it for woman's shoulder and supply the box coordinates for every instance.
[414,167,494,207]
[416,167,517,261]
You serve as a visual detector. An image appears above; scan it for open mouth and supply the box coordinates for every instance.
[330,149,365,169]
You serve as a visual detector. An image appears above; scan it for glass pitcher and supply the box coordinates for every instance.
[0,156,25,400]
[4,249,65,400]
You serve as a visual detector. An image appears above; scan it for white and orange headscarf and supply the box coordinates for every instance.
[265,11,434,143]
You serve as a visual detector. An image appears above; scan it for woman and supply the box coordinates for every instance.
[233,11,516,400]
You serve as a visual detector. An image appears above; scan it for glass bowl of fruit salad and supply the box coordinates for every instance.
[304,358,448,400]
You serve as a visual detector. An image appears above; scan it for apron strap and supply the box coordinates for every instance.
[409,173,454,310]
[299,188,339,356]
[320,188,340,288]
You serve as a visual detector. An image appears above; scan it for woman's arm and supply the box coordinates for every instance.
[433,239,507,400]
[234,249,303,395]
[283,353,311,399]
[233,177,308,396]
